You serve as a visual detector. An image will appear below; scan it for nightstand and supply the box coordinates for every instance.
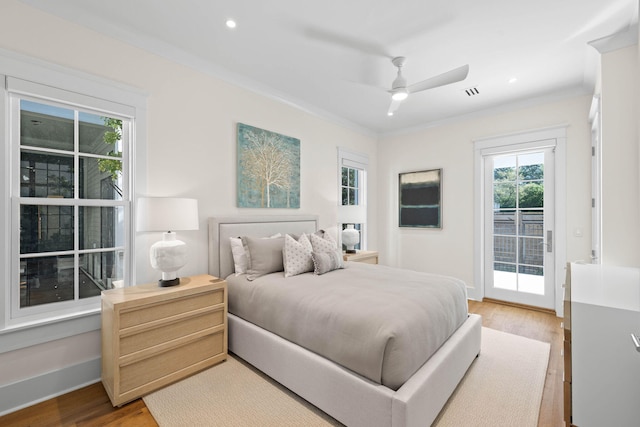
[343,250,378,264]
[101,274,227,406]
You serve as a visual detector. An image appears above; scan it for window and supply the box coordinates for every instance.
[341,166,359,206]
[338,148,368,250]
[6,76,134,325]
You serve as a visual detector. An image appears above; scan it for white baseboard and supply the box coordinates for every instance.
[0,357,101,416]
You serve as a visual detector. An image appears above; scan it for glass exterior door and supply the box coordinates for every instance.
[484,148,555,309]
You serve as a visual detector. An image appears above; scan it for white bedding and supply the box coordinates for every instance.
[226,261,469,390]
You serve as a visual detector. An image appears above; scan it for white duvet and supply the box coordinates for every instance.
[226,261,468,390]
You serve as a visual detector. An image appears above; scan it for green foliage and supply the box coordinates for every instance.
[519,182,544,208]
[98,117,123,181]
[519,164,543,180]
[494,166,516,182]
[494,182,516,208]
[494,165,544,209]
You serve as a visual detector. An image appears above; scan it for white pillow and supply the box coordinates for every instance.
[230,237,248,275]
[283,233,313,277]
[230,233,282,276]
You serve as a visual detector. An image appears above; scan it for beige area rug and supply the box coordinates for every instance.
[144,327,550,427]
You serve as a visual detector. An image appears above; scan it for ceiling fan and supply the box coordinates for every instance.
[387,57,469,116]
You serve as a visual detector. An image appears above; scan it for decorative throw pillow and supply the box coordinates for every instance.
[309,231,338,253]
[242,235,285,281]
[311,250,344,275]
[309,232,343,275]
[283,234,313,277]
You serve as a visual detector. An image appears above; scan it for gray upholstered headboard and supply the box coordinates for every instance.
[208,215,319,279]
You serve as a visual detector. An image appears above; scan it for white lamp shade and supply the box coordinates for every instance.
[137,197,199,232]
[337,205,366,225]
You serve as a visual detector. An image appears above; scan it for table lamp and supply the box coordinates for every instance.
[337,205,365,254]
[137,197,199,287]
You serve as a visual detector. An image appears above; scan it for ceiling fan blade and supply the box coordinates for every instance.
[387,98,402,116]
[408,64,469,94]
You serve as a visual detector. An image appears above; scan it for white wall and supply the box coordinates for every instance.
[0,0,377,413]
[599,44,640,267]
[377,96,593,294]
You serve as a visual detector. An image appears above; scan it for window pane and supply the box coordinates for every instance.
[341,167,348,186]
[494,210,516,235]
[494,182,516,208]
[494,262,516,273]
[79,206,124,250]
[79,157,123,200]
[348,168,356,187]
[20,205,74,254]
[20,100,74,151]
[519,264,543,276]
[79,113,122,156]
[518,182,543,208]
[342,187,348,205]
[519,210,543,236]
[517,153,544,180]
[20,255,74,308]
[519,237,543,267]
[348,188,356,205]
[493,156,516,182]
[494,236,516,263]
[79,250,122,298]
[20,150,74,198]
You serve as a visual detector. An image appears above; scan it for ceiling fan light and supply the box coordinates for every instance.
[392,90,408,101]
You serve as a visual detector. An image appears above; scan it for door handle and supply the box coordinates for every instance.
[546,230,552,253]
[539,231,553,252]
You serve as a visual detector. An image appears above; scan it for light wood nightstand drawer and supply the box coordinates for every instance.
[102,275,227,406]
[119,330,225,394]
[120,308,225,356]
[120,289,224,329]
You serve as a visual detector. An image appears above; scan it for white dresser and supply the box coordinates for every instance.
[569,263,640,427]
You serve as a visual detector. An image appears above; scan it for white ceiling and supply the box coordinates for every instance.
[19,0,638,135]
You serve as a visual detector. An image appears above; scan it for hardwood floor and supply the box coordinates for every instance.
[0,300,563,427]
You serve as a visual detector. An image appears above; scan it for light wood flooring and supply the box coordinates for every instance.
[0,300,563,427]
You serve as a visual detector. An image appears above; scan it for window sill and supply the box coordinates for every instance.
[0,308,101,354]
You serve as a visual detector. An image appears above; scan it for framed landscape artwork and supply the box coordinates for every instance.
[237,123,300,208]
[399,169,442,228]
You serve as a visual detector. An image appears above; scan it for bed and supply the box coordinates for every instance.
[208,215,482,427]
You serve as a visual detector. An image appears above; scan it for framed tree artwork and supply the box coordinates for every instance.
[399,169,442,228]
[237,123,300,208]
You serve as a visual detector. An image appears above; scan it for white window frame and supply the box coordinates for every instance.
[338,147,368,249]
[0,49,147,350]
[9,81,133,324]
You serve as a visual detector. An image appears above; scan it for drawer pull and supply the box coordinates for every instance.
[632,334,640,353]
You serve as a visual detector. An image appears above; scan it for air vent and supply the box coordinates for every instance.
[464,87,480,96]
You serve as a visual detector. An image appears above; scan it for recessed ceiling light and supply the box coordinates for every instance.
[508,77,518,84]
[387,112,394,116]
[226,19,237,29]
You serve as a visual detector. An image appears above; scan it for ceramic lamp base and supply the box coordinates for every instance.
[342,224,360,254]
[159,277,180,287]
[150,232,188,287]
